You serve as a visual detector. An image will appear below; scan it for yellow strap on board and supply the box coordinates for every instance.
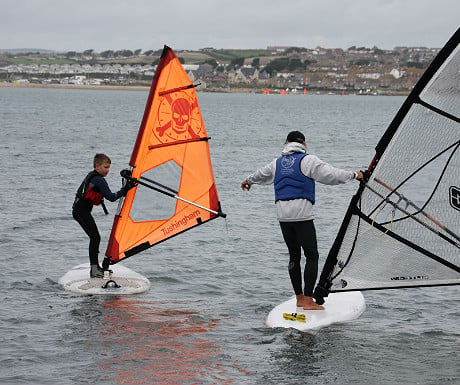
[282,312,306,322]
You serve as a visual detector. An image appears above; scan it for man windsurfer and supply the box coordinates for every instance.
[72,153,136,278]
[241,131,363,310]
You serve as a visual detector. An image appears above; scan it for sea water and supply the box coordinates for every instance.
[0,87,459,385]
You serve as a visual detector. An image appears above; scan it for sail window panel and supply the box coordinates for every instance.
[421,45,460,119]
[363,104,459,215]
[331,216,460,291]
[363,147,459,240]
[372,104,458,186]
[358,186,460,277]
[130,160,182,222]
[355,102,460,280]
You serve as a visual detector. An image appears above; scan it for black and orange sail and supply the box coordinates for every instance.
[105,46,225,265]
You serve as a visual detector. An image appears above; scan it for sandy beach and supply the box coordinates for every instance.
[0,81,149,91]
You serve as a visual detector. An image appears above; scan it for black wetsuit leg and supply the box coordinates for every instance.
[72,200,101,266]
[280,220,319,297]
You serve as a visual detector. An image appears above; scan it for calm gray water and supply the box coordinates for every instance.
[0,87,459,385]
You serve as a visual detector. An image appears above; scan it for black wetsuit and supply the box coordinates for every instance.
[72,171,125,265]
[279,220,319,297]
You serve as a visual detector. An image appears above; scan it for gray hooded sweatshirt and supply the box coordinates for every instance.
[246,142,357,222]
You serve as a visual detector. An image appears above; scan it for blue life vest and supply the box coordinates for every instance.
[274,153,315,204]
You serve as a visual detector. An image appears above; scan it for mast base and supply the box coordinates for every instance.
[313,285,329,305]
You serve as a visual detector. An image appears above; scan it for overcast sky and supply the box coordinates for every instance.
[2,0,459,52]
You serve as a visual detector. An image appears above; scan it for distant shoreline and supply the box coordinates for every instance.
[0,81,409,95]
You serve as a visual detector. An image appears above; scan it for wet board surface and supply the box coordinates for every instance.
[59,263,151,295]
[266,291,365,331]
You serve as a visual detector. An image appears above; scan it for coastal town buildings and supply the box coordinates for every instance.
[0,45,440,94]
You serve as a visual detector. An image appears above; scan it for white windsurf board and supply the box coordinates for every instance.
[266,291,365,331]
[59,263,150,295]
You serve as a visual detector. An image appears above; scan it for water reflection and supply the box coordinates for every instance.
[96,298,233,384]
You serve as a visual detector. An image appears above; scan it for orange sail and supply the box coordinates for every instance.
[105,46,225,265]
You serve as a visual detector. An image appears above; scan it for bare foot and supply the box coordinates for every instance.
[296,294,305,307]
[302,296,325,310]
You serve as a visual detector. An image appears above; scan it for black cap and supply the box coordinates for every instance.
[285,131,305,143]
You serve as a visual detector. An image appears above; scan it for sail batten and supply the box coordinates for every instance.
[371,176,460,244]
[148,136,210,150]
[417,97,460,123]
[314,28,460,304]
[105,45,225,265]
[159,83,196,96]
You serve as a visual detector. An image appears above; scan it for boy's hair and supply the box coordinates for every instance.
[93,153,111,168]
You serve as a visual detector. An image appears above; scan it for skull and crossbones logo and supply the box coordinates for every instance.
[155,91,202,142]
